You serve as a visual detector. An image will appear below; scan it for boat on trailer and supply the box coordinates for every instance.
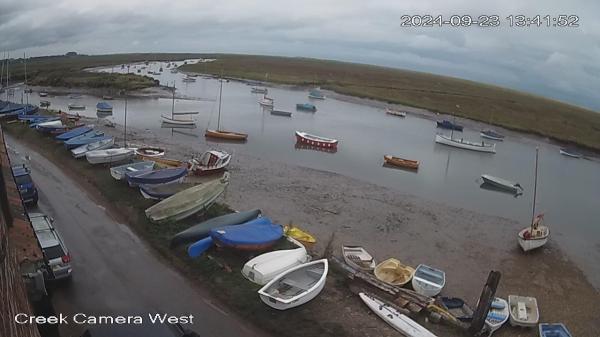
[359,292,437,337]
[295,131,338,149]
[435,134,496,153]
[481,174,522,194]
[411,264,446,297]
[480,129,505,141]
[242,239,310,285]
[258,259,328,310]
[384,155,419,170]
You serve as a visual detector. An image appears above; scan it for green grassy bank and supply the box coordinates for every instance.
[180,54,600,151]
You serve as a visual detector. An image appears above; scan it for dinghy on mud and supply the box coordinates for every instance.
[242,239,310,285]
[110,161,155,180]
[258,259,328,310]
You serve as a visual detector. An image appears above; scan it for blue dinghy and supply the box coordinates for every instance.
[126,166,188,186]
[64,131,106,149]
[56,125,94,141]
[539,323,572,337]
[29,117,61,128]
[187,217,283,257]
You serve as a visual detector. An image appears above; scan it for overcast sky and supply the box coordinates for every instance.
[1,0,599,110]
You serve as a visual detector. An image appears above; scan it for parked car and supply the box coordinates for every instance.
[12,165,38,205]
[29,213,72,281]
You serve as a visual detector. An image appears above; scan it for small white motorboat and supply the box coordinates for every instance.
[508,295,539,327]
[161,114,196,126]
[242,239,310,285]
[435,134,496,153]
[110,161,155,181]
[559,148,582,158]
[359,292,437,337]
[411,264,446,297]
[341,245,376,271]
[71,138,115,158]
[258,259,328,310]
[385,108,407,117]
[485,297,509,335]
[86,148,135,164]
[259,95,274,107]
[481,174,522,194]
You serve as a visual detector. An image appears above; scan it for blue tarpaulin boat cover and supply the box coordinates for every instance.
[96,102,113,110]
[211,217,283,247]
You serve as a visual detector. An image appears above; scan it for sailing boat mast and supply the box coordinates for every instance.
[530,147,539,230]
[24,52,29,105]
[217,77,223,131]
[171,82,176,118]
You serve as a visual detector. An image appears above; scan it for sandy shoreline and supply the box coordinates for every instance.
[81,118,599,336]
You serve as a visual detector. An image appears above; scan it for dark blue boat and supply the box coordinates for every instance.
[64,131,106,149]
[187,217,283,257]
[56,126,94,141]
[0,101,26,114]
[437,120,463,131]
[126,167,188,186]
[96,102,113,112]
[539,323,572,337]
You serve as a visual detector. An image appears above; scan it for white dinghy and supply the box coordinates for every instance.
[411,264,446,297]
[258,259,328,310]
[110,161,155,181]
[359,292,437,337]
[435,134,496,153]
[86,148,135,164]
[71,138,115,158]
[242,238,310,285]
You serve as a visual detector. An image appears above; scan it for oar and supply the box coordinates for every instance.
[187,237,214,258]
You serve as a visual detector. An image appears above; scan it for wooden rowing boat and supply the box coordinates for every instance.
[342,245,376,271]
[384,155,419,170]
[205,129,248,141]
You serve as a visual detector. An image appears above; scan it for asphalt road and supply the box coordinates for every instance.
[7,136,268,337]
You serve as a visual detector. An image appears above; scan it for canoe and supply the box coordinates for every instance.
[127,167,188,186]
[539,323,572,337]
[386,108,406,117]
[559,148,582,158]
[145,173,229,223]
[296,103,317,112]
[139,182,197,200]
[242,240,310,285]
[435,134,496,153]
[55,125,94,141]
[283,225,316,244]
[436,120,463,131]
[86,148,135,164]
[485,297,509,336]
[64,131,105,149]
[342,245,376,271]
[71,137,114,158]
[205,129,248,141]
[481,174,522,194]
[374,258,415,286]
[271,110,292,117]
[508,295,539,327]
[170,209,261,247]
[480,130,505,141]
[258,259,328,310]
[359,292,437,337]
[134,147,165,157]
[295,131,338,149]
[384,155,419,170]
[189,150,231,176]
[187,216,283,257]
[412,264,446,297]
[110,161,155,180]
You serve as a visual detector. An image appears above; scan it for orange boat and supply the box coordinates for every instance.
[205,129,248,141]
[384,155,419,170]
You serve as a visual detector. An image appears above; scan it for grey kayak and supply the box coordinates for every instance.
[170,209,261,247]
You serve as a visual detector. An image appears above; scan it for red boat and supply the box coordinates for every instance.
[295,131,338,149]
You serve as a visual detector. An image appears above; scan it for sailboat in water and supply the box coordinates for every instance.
[517,147,549,252]
[205,78,248,141]
[480,110,505,141]
[161,84,197,126]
